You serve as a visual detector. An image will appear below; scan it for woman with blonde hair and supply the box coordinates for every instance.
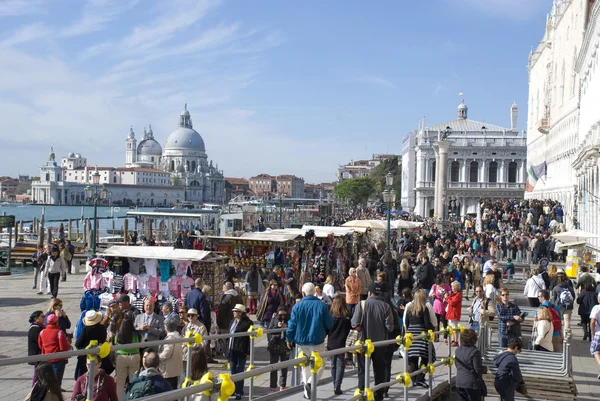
[403,289,436,387]
[345,268,361,315]
[44,298,70,334]
[547,264,558,291]
[323,275,336,299]
[397,258,414,295]
[534,307,554,352]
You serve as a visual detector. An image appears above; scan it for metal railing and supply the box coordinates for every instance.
[3,325,463,401]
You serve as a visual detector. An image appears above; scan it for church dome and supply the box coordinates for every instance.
[137,138,162,155]
[164,104,206,151]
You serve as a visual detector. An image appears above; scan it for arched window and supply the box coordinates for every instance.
[469,161,479,183]
[508,161,518,183]
[186,160,190,171]
[113,176,117,183]
[431,161,436,182]
[450,161,460,182]
[170,160,175,171]
[488,161,498,183]
[191,161,196,172]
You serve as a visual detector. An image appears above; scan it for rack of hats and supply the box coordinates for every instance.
[84,246,227,313]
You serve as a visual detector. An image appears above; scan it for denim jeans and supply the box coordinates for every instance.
[329,354,345,389]
[51,360,67,386]
[499,333,509,348]
[229,350,247,396]
[470,321,480,333]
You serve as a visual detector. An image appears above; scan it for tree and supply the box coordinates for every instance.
[369,156,401,206]
[333,177,377,206]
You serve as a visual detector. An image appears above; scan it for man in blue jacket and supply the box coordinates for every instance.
[184,278,211,332]
[286,282,333,399]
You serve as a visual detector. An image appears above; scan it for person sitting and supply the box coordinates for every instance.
[124,351,172,400]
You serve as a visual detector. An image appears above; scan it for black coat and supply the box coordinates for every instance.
[28,323,44,365]
[228,315,253,356]
[577,289,598,316]
[455,345,486,390]
[326,316,351,350]
[75,324,107,350]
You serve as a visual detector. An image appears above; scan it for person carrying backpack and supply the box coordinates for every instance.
[124,351,172,400]
[551,269,575,337]
[538,290,563,353]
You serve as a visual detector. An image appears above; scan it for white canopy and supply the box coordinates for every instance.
[100,245,215,261]
[239,232,301,242]
[552,229,600,243]
[391,220,424,230]
[342,220,386,230]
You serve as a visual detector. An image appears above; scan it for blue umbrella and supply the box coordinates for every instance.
[400,210,409,215]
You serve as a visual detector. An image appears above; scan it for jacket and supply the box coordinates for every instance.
[181,321,208,362]
[326,316,351,350]
[445,291,462,321]
[478,296,496,323]
[344,276,361,305]
[44,256,67,274]
[350,295,393,342]
[71,370,118,401]
[75,324,107,350]
[577,289,598,315]
[534,319,553,351]
[523,275,546,298]
[416,263,435,289]
[455,346,486,390]
[127,368,172,398]
[397,267,415,294]
[228,315,253,355]
[28,322,44,365]
[355,267,372,295]
[245,269,261,293]
[134,313,165,344]
[184,288,211,329]
[217,289,243,330]
[494,351,522,395]
[38,324,70,363]
[286,296,333,346]
[551,281,576,311]
[159,331,184,378]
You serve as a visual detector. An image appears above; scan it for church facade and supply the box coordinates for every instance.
[401,101,528,217]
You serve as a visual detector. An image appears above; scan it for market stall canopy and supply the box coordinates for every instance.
[391,220,424,229]
[342,220,386,230]
[239,232,301,242]
[100,245,217,261]
[555,241,588,251]
[551,229,600,243]
[301,225,367,236]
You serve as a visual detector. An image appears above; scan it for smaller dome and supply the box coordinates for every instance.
[181,103,190,116]
[137,138,163,156]
[457,101,467,110]
[68,152,75,158]
[127,126,135,139]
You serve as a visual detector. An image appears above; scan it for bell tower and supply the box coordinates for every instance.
[126,126,137,167]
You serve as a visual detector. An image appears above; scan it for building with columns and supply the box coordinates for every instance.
[401,101,527,217]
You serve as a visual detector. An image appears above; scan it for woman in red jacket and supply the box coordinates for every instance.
[71,358,118,401]
[445,281,463,347]
[38,314,71,387]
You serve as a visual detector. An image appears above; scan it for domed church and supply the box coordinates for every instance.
[125,104,224,204]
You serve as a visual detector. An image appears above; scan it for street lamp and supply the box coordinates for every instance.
[383,173,397,251]
[278,193,284,229]
[85,167,108,258]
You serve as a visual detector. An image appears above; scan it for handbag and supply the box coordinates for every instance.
[267,336,289,356]
[346,329,359,348]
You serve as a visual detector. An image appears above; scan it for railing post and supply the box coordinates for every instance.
[403,344,409,401]
[185,343,192,401]
[310,361,318,401]
[428,340,433,398]
[249,336,255,401]
[86,358,96,401]
[447,329,452,385]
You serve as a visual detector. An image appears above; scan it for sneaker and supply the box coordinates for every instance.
[416,381,429,388]
[32,285,36,289]
[269,388,276,393]
[279,387,285,391]
[46,291,51,295]
[334,388,343,395]
[304,383,311,399]
[36,291,43,295]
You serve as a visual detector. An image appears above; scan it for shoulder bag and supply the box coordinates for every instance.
[455,355,487,396]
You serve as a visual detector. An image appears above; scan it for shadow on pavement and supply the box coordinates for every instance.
[0,297,48,307]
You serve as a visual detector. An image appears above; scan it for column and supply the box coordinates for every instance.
[480,160,487,184]
[461,160,467,183]
[520,160,526,183]
[419,156,426,183]
[424,158,430,183]
[434,140,451,218]
[498,160,505,183]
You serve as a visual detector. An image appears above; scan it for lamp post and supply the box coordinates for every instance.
[383,172,397,251]
[278,193,284,229]
[85,168,108,258]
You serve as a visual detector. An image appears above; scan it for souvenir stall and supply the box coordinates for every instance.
[82,246,227,314]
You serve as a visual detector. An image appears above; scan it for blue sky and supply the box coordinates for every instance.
[0,0,551,183]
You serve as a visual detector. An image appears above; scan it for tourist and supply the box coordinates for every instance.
[257,280,285,327]
[445,280,463,346]
[495,288,523,348]
[455,329,486,401]
[245,263,261,314]
[114,312,141,401]
[327,295,351,395]
[267,306,291,393]
[356,258,372,301]
[315,283,332,306]
[217,282,243,332]
[160,302,179,323]
[381,251,397,296]
[26,362,64,401]
[44,245,67,299]
[551,269,576,336]
[71,357,118,401]
[44,298,71,333]
[323,275,336,299]
[28,310,45,386]
[58,242,70,282]
[75,311,109,379]
[181,308,208,370]
[467,286,483,333]
[134,297,165,346]
[188,347,210,401]
[351,282,393,400]
[158,317,183,390]
[430,276,450,342]
[31,246,47,290]
[538,290,563,352]
[38,314,71,387]
[184,278,211,332]
[287,282,333,399]
[577,282,598,341]
[590,292,600,379]
[524,268,546,307]
[125,351,172,398]
[228,304,253,401]
[504,258,515,283]
[396,258,415,295]
[403,289,436,388]
[103,300,123,343]
[533,307,553,352]
[344,268,361,315]
[494,338,524,401]
[416,255,435,295]
[576,266,597,294]
[117,295,140,319]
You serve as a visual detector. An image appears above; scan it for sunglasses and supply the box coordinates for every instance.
[501,294,509,296]
[187,314,197,317]
[278,314,288,318]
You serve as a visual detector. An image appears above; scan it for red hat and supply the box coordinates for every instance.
[47,314,59,325]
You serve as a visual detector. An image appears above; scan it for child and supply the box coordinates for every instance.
[504,258,515,283]
[445,281,463,347]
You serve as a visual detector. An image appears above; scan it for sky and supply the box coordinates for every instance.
[0,0,552,183]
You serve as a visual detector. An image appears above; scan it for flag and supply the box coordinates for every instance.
[526,161,547,192]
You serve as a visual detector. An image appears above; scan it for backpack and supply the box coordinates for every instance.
[80,289,101,312]
[558,287,574,309]
[546,306,562,334]
[124,377,156,400]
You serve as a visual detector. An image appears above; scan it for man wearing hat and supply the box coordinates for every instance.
[351,282,393,401]
[228,304,253,400]
[75,310,108,379]
[184,278,211,333]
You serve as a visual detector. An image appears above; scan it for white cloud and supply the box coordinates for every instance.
[60,0,140,37]
[0,0,45,16]
[0,23,52,48]
[354,74,395,88]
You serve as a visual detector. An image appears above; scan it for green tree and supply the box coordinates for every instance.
[333,177,377,206]
[370,156,401,206]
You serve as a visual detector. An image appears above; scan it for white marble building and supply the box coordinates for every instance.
[526,0,588,230]
[402,101,527,217]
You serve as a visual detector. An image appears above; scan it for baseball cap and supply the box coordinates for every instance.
[367,282,382,295]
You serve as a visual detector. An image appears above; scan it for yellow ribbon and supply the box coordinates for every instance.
[447,326,454,336]
[457,324,466,333]
[98,342,111,359]
[395,335,403,346]
[364,339,375,358]
[354,389,362,397]
[310,351,323,374]
[86,340,99,361]
[185,330,202,348]
[247,325,264,339]
[297,350,308,367]
[364,388,374,401]
[199,372,213,396]
[427,363,435,376]
[441,356,455,367]
[397,372,411,387]
[403,333,413,350]
[353,340,364,354]
[181,378,192,388]
[427,329,435,343]
[217,374,235,401]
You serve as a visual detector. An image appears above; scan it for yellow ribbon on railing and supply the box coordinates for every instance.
[199,372,213,396]
[247,325,264,339]
[246,363,261,378]
[457,324,466,333]
[397,372,411,387]
[181,378,193,388]
[363,388,374,401]
[403,333,413,350]
[86,340,108,361]
[354,389,362,398]
[185,330,202,348]
[310,352,323,374]
[441,356,454,367]
[98,341,111,359]
[427,363,435,376]
[446,326,454,336]
[364,339,375,358]
[395,335,403,346]
[353,340,364,354]
[297,350,308,367]
[427,329,435,343]
[218,374,235,401]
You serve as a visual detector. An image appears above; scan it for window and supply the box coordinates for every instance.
[508,161,518,183]
[450,161,460,182]
[170,160,175,171]
[488,161,498,183]
[113,176,117,183]
[191,161,196,171]
[469,161,479,183]
[431,160,436,182]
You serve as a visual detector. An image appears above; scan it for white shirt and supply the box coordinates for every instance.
[523,275,546,298]
[144,259,158,277]
[323,283,335,299]
[484,283,496,301]
[591,304,600,334]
